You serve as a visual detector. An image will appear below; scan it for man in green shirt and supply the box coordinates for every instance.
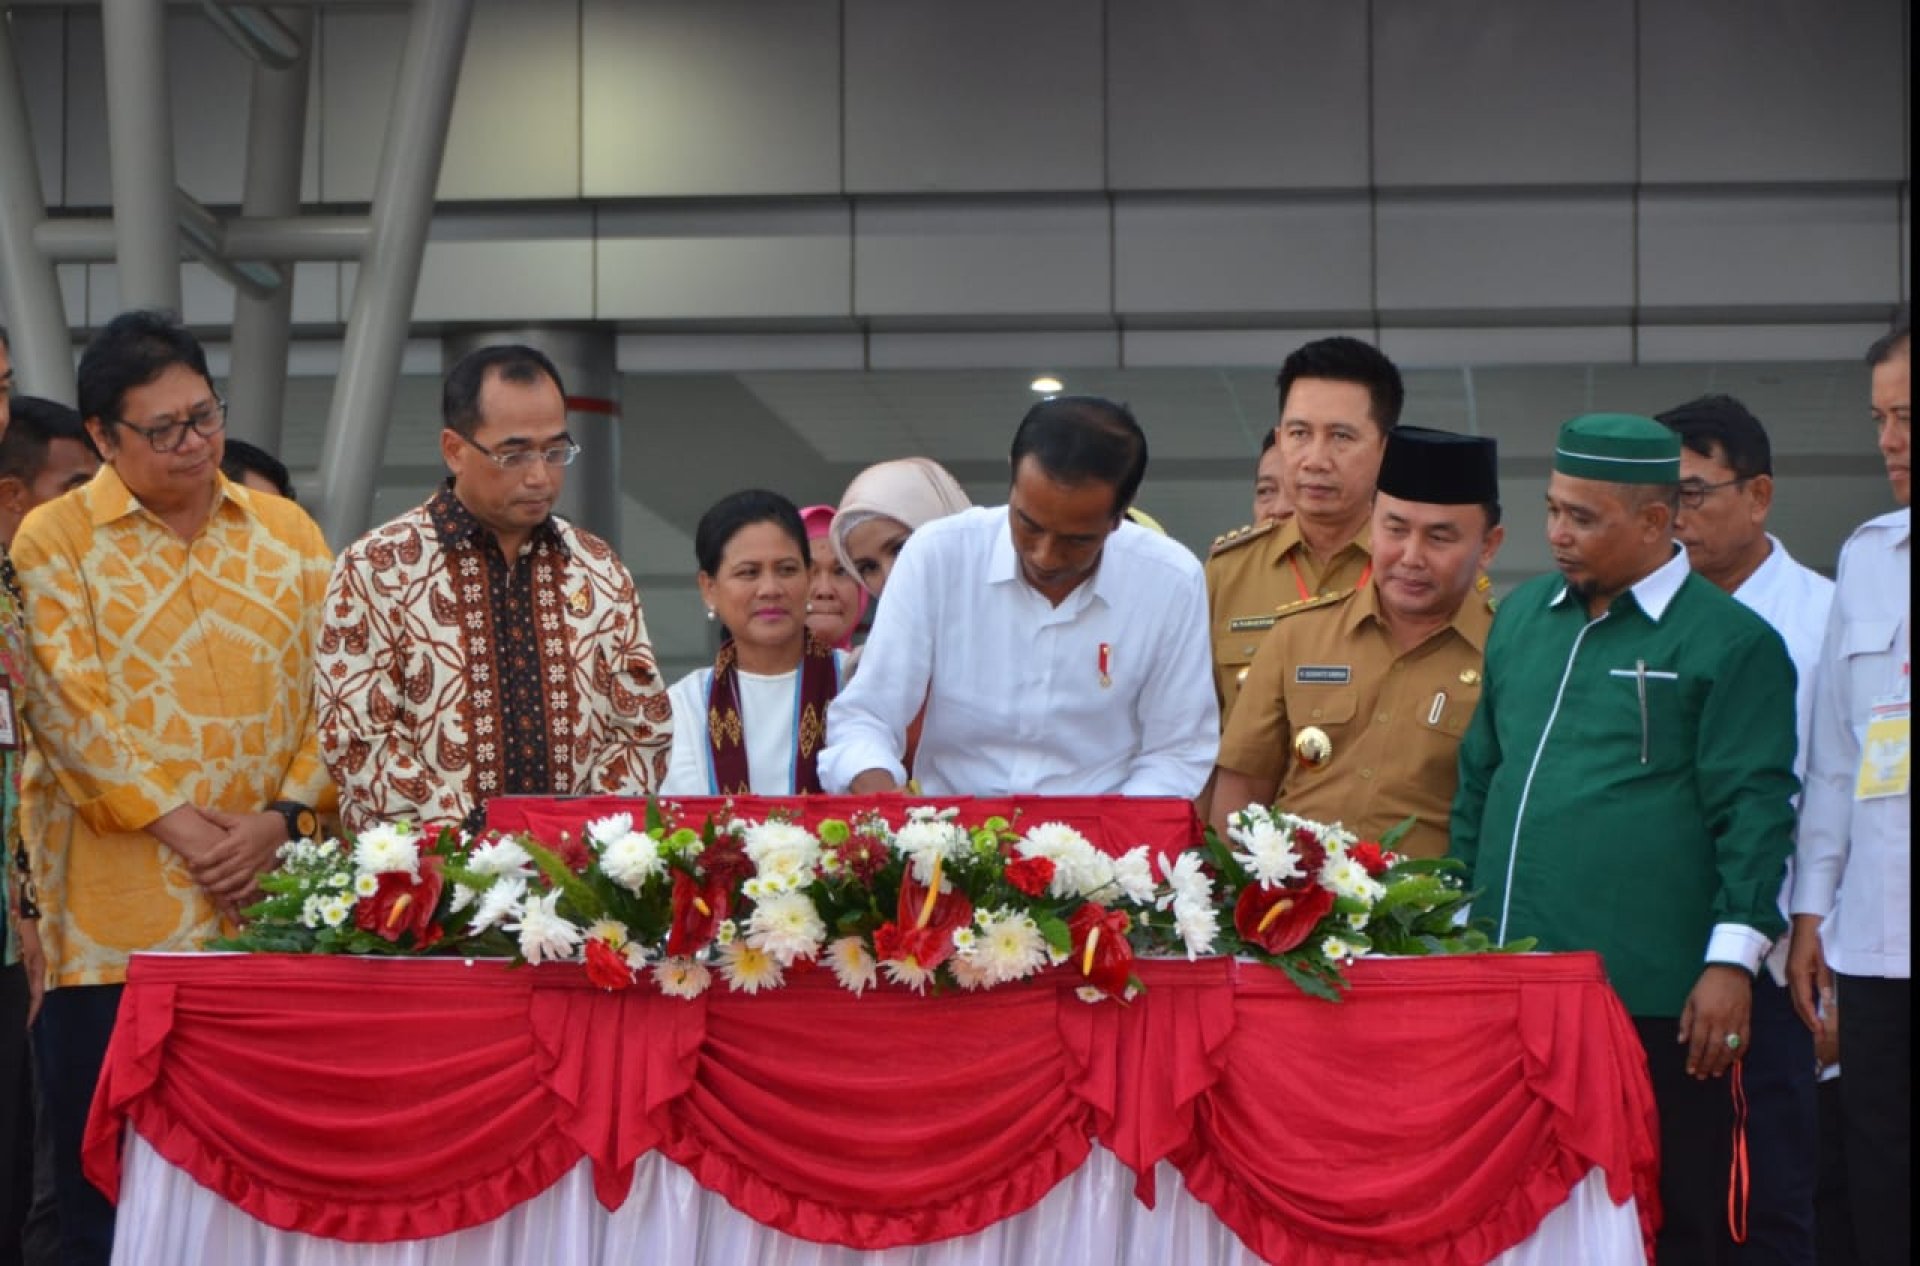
[1451,413,1799,1266]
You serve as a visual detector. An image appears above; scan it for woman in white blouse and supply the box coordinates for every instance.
[661,490,848,795]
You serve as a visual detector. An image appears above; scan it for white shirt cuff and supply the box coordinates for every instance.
[1704,923,1771,974]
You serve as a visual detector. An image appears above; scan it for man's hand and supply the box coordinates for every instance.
[1785,913,1835,1039]
[146,803,227,869]
[1678,963,1753,1079]
[17,917,45,1027]
[191,809,289,904]
[848,769,903,794]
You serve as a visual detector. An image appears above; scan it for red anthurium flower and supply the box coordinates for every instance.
[1067,903,1134,996]
[353,856,445,947]
[1348,842,1391,877]
[1004,856,1056,897]
[666,870,732,957]
[891,867,974,971]
[584,937,636,991]
[1234,882,1335,955]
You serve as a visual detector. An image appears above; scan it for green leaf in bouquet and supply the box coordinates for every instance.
[1271,953,1348,1003]
[521,838,606,922]
[1378,816,1417,850]
[645,796,668,836]
[1036,913,1073,955]
[1202,829,1250,890]
[1381,856,1468,879]
[1371,874,1457,919]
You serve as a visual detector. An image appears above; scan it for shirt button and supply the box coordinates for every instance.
[1389,663,1403,673]
[1375,712,1390,724]
[1311,708,1323,719]
[1360,768,1374,780]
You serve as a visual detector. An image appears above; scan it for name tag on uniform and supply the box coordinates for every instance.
[1295,665,1350,684]
[1857,695,1910,801]
[0,674,18,750]
[1229,615,1278,632]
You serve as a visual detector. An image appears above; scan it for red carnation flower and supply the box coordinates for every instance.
[830,834,891,884]
[1348,842,1391,877]
[583,937,635,991]
[699,833,754,891]
[1004,856,1057,897]
[1290,827,1328,877]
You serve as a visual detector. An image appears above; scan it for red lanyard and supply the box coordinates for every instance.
[1288,554,1371,602]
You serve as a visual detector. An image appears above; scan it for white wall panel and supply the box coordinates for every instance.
[853,199,1111,317]
[1122,328,1376,368]
[1373,0,1634,186]
[616,332,866,373]
[56,264,87,329]
[1375,193,1634,314]
[1636,322,1900,363]
[1106,0,1367,190]
[318,7,402,204]
[1637,190,1901,310]
[844,0,1103,192]
[165,14,254,205]
[1639,0,1907,183]
[1377,326,1636,368]
[438,0,581,200]
[341,213,596,323]
[11,9,65,203]
[596,204,852,320]
[1113,195,1371,318]
[59,11,107,208]
[581,0,839,197]
[290,262,340,327]
[867,331,1119,370]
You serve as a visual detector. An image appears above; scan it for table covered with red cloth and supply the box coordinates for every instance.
[85,949,1658,1265]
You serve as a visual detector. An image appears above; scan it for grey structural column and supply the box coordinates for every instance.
[101,0,182,312]
[314,0,474,548]
[443,326,623,552]
[223,5,314,452]
[0,8,75,401]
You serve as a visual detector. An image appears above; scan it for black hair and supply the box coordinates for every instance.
[694,488,810,577]
[441,344,567,439]
[0,395,99,483]
[1275,336,1405,432]
[1867,321,1911,368]
[75,310,213,425]
[1258,427,1278,456]
[1008,395,1148,517]
[220,437,296,500]
[1482,502,1504,529]
[1655,393,1772,481]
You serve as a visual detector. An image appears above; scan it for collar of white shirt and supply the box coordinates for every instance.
[1550,542,1690,620]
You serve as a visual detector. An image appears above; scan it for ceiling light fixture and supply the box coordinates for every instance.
[1030,376,1063,394]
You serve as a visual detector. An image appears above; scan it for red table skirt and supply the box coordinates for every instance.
[85,952,1658,1266]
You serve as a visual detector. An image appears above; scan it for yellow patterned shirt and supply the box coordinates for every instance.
[13,467,333,987]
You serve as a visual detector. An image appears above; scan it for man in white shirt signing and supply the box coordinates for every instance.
[820,395,1218,797]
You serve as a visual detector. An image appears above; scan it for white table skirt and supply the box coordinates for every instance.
[111,1132,1644,1265]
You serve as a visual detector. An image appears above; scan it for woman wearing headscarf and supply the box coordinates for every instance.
[660,490,849,796]
[799,504,867,651]
[827,457,971,599]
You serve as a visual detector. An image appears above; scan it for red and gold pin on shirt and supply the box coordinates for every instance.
[1098,642,1113,688]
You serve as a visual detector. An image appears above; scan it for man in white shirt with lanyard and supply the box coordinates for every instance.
[820,395,1218,797]
[1658,394,1832,1265]
[1787,323,1911,1266]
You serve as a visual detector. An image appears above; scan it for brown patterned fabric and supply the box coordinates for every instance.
[705,633,841,795]
[318,484,671,832]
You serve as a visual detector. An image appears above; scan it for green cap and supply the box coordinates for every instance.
[1553,413,1681,484]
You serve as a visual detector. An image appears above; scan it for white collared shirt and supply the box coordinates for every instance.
[1791,508,1911,979]
[819,506,1219,797]
[1731,535,1836,983]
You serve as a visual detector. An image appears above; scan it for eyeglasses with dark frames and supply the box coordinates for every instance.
[1676,476,1747,510]
[458,432,582,471]
[112,396,228,453]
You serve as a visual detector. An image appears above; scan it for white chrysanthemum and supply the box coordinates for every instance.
[1076,986,1109,1004]
[468,835,536,879]
[328,871,351,889]
[951,926,978,957]
[717,941,784,994]
[352,822,420,876]
[893,817,970,885]
[654,956,712,1000]
[600,831,665,894]
[1347,911,1370,932]
[448,883,477,914]
[824,936,877,996]
[320,897,351,928]
[881,956,936,994]
[586,917,630,946]
[947,955,993,991]
[583,813,636,847]
[469,876,527,934]
[715,919,738,946]
[507,889,580,964]
[745,891,827,966]
[1231,819,1306,889]
[622,942,651,971]
[1319,855,1387,905]
[742,821,822,892]
[1320,935,1363,962]
[1223,803,1277,844]
[1046,944,1070,966]
[1016,822,1114,899]
[300,895,323,929]
[1109,847,1157,905]
[972,909,1050,985]
[1156,851,1212,907]
[1173,904,1220,959]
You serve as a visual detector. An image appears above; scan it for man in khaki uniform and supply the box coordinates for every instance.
[1205,336,1403,722]
[1210,426,1503,858]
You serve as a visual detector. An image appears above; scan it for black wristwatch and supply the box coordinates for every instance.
[270,801,320,842]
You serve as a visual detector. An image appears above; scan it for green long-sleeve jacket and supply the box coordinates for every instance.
[1450,554,1799,1016]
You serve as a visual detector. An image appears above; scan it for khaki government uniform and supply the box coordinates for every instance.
[1204,517,1372,723]
[1215,578,1494,859]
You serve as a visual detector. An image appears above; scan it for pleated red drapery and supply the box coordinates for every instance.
[85,952,1659,1264]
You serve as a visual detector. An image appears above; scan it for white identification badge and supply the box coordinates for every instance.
[0,674,18,750]
[1856,681,1910,800]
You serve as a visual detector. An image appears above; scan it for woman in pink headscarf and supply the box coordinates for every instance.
[799,505,868,651]
[827,457,972,599]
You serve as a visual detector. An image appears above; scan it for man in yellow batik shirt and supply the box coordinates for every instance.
[11,311,332,1266]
